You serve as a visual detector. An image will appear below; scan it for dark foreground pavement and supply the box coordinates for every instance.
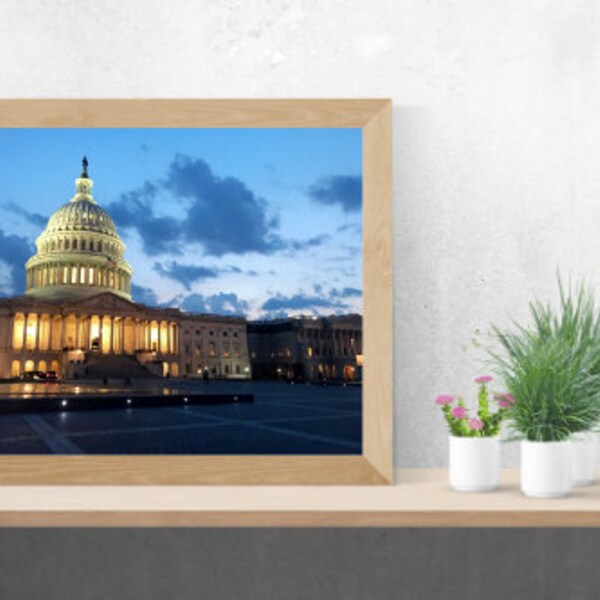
[0,380,362,454]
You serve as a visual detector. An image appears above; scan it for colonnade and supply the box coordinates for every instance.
[26,263,131,294]
[11,312,178,355]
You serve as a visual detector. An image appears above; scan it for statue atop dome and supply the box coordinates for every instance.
[81,155,89,179]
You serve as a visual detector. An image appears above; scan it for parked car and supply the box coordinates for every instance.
[19,370,58,382]
[19,371,46,381]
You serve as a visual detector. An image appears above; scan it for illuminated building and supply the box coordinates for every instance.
[247,314,362,381]
[0,159,250,379]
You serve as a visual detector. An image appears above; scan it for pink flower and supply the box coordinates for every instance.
[495,393,515,408]
[451,406,468,419]
[474,375,493,384]
[435,395,454,405]
[468,417,483,431]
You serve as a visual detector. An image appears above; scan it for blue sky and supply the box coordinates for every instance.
[0,128,362,319]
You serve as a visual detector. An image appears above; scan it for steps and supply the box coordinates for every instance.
[77,353,158,380]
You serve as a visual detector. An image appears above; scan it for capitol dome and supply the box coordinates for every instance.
[24,158,133,302]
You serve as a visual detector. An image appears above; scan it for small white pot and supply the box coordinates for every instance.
[521,440,572,498]
[572,432,598,486]
[449,436,500,492]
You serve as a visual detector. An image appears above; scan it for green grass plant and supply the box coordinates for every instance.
[492,279,600,442]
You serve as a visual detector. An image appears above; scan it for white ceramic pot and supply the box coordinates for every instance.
[521,440,572,498]
[449,436,500,492]
[572,432,599,486]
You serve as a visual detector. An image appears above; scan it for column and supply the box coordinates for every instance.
[47,315,53,351]
[105,316,112,354]
[112,318,118,353]
[59,315,65,350]
[21,314,26,350]
[26,313,33,350]
[119,318,125,354]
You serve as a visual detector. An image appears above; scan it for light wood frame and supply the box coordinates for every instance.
[0,100,393,485]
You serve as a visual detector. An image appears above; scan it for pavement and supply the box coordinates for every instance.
[0,380,362,455]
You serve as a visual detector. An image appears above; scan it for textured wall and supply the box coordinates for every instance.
[0,529,598,600]
[1,0,598,467]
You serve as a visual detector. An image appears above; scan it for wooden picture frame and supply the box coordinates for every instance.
[0,99,392,485]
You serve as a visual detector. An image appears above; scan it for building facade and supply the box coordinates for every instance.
[247,314,362,382]
[0,160,250,380]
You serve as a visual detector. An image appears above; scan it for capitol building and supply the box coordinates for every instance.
[0,159,251,380]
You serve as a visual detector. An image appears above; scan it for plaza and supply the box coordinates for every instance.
[0,380,362,454]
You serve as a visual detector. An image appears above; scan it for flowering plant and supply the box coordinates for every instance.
[435,376,512,437]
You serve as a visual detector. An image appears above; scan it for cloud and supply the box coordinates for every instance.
[308,175,362,213]
[260,285,362,317]
[131,284,159,306]
[286,234,330,252]
[262,293,349,312]
[261,310,290,320]
[3,202,47,228]
[153,261,260,290]
[111,156,351,260]
[154,262,220,290]
[0,229,35,296]
[330,286,362,298]
[176,292,249,316]
[337,222,362,235]
[106,182,183,256]
[131,284,248,316]
[165,155,283,256]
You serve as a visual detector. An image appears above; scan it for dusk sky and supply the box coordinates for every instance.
[0,128,362,319]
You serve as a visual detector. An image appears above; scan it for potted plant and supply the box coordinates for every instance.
[528,281,600,485]
[492,280,600,497]
[435,376,509,492]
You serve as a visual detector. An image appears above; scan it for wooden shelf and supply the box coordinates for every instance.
[0,469,599,527]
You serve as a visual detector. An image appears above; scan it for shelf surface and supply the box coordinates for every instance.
[0,469,598,527]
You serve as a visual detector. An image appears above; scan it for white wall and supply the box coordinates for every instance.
[1,0,598,466]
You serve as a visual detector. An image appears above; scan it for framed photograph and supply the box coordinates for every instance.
[0,100,392,484]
